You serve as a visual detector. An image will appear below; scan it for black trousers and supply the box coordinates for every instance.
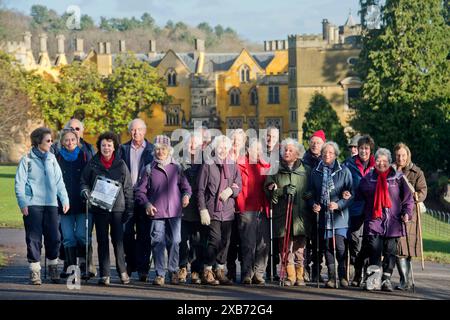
[123,207,152,274]
[23,206,60,263]
[206,220,233,267]
[310,218,325,274]
[349,214,365,265]
[226,214,241,274]
[364,235,398,275]
[94,212,126,277]
[179,220,208,273]
[324,234,347,279]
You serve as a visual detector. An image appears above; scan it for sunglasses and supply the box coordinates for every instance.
[70,127,81,131]
[45,139,53,143]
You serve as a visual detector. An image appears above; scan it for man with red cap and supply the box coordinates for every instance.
[302,129,326,283]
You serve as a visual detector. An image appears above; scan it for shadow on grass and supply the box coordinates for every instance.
[423,238,450,254]
[0,173,15,179]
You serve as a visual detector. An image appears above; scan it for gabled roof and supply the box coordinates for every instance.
[345,12,356,27]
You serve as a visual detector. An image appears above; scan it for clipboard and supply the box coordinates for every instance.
[89,175,121,212]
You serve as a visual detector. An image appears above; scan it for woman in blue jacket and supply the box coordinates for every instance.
[15,127,70,285]
[309,141,353,288]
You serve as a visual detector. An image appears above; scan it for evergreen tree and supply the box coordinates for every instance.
[353,0,450,174]
[302,92,348,157]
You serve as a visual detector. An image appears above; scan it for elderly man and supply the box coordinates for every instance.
[119,118,154,281]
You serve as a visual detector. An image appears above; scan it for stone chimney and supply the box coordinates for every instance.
[322,19,329,41]
[38,33,51,68]
[23,32,32,51]
[98,42,105,54]
[22,31,36,67]
[194,39,205,74]
[55,34,67,66]
[119,40,126,53]
[73,38,84,60]
[147,40,156,57]
[105,42,111,54]
[264,41,269,52]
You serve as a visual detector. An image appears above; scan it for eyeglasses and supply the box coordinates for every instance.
[70,127,80,131]
[45,139,53,143]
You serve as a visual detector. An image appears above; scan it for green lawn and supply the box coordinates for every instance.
[0,165,22,228]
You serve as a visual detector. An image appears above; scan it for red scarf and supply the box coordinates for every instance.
[373,167,392,219]
[100,153,115,169]
[355,154,375,176]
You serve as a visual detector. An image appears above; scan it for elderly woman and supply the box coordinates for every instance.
[135,135,192,286]
[15,127,70,285]
[80,131,134,286]
[236,140,271,285]
[265,138,310,286]
[55,128,92,279]
[357,148,414,292]
[309,142,353,288]
[393,143,427,291]
[197,135,242,285]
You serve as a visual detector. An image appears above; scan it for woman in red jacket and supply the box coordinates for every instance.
[236,140,271,285]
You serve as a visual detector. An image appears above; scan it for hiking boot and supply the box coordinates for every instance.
[153,275,165,286]
[340,278,349,288]
[381,274,394,292]
[178,267,187,284]
[202,269,219,286]
[252,274,266,285]
[120,272,130,284]
[191,272,202,285]
[171,272,179,285]
[30,271,42,285]
[295,266,306,286]
[351,269,363,287]
[138,272,148,282]
[48,264,60,283]
[215,268,233,285]
[325,265,336,289]
[242,276,252,285]
[226,269,236,283]
[98,276,110,286]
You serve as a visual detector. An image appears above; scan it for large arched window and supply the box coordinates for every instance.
[249,87,258,106]
[229,87,241,106]
[166,69,177,87]
[239,65,250,83]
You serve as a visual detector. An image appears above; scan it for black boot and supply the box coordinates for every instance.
[88,244,97,277]
[325,265,336,288]
[381,273,394,292]
[395,257,412,291]
[351,267,363,287]
[311,264,324,283]
[64,246,77,282]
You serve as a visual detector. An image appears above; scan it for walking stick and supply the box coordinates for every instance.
[414,192,425,271]
[330,210,339,289]
[270,204,274,283]
[404,220,416,293]
[85,199,89,283]
[316,211,320,288]
[44,252,47,279]
[280,194,293,286]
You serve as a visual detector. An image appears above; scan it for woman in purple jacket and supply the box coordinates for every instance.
[135,135,192,286]
[197,135,242,286]
[357,148,413,292]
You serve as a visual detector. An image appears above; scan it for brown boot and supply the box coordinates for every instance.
[215,268,233,285]
[295,265,306,286]
[283,265,296,286]
[202,268,219,286]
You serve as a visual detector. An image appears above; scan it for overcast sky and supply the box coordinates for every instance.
[5,0,361,42]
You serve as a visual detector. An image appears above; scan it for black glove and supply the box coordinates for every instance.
[284,184,297,196]
[81,189,90,200]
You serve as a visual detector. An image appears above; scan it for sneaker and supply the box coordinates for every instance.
[242,276,252,285]
[178,267,187,284]
[30,271,42,285]
[215,268,233,285]
[202,269,219,286]
[191,272,202,285]
[48,264,60,283]
[120,272,130,284]
[325,279,336,288]
[153,275,165,286]
[340,278,349,288]
[171,272,179,285]
[138,272,148,282]
[98,276,110,286]
[252,274,266,285]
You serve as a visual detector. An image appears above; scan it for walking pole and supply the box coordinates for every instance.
[44,252,47,279]
[270,204,274,283]
[85,199,89,283]
[280,194,293,286]
[346,246,350,282]
[414,192,425,271]
[316,211,320,288]
[404,220,416,293]
[330,210,339,289]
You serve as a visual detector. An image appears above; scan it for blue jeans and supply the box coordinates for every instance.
[150,217,181,277]
[60,213,93,248]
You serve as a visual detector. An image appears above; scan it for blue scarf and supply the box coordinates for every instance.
[32,147,48,163]
[59,146,80,162]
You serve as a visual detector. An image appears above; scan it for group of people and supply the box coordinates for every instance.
[14,118,426,293]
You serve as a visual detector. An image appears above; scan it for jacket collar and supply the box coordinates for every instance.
[315,160,342,176]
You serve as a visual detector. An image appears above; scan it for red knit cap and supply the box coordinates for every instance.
[311,130,326,142]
